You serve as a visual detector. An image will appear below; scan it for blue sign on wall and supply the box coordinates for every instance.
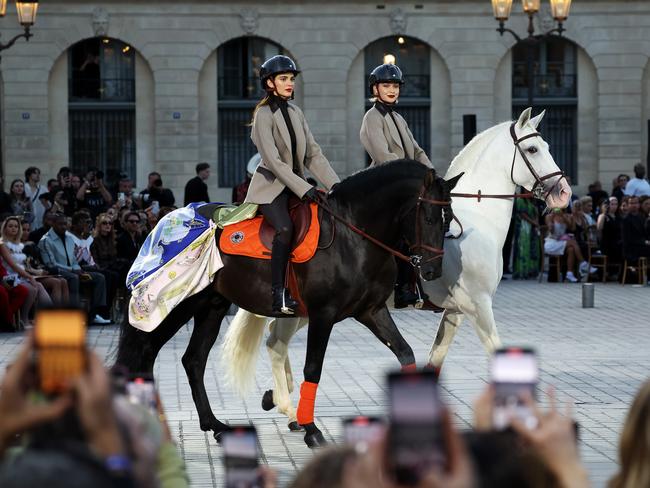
[173,112,181,120]
[22,113,30,120]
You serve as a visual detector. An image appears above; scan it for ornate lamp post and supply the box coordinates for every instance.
[0,0,39,60]
[491,0,572,108]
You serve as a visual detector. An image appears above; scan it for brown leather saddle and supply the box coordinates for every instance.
[259,196,313,251]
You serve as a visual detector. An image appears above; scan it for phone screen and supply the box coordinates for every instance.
[126,374,157,414]
[491,347,539,430]
[386,371,446,486]
[34,309,87,394]
[343,416,385,448]
[222,426,260,488]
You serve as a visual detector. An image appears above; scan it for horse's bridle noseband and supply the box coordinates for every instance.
[509,122,565,201]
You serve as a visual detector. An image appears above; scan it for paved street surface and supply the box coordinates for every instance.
[1,280,648,487]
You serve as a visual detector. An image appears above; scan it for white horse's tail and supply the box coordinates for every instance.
[221,308,268,397]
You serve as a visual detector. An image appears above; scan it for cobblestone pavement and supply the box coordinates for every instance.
[1,280,648,487]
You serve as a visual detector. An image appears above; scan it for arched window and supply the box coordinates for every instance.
[68,37,136,184]
[217,37,283,187]
[364,36,431,158]
[512,38,577,181]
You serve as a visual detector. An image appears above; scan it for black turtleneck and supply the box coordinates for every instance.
[374,101,407,151]
[269,94,300,176]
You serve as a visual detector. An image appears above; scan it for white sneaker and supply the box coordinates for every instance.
[92,315,111,325]
[565,272,578,283]
[578,261,597,274]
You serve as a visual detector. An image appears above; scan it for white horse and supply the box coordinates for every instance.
[221,108,572,429]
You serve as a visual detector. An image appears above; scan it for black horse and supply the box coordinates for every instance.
[117,160,461,448]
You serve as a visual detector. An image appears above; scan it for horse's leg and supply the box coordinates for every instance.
[470,298,502,355]
[297,315,335,448]
[426,310,464,376]
[355,306,416,370]
[181,293,232,440]
[264,317,307,432]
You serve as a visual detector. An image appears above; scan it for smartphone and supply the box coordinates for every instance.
[118,192,126,206]
[490,347,539,430]
[343,416,385,449]
[126,373,157,414]
[34,309,87,394]
[151,200,160,216]
[386,370,446,486]
[222,426,261,488]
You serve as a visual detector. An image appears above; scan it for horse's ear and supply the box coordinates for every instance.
[516,107,532,130]
[444,172,464,191]
[424,168,437,186]
[529,110,546,130]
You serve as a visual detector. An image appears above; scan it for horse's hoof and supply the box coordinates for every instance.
[288,421,304,432]
[304,430,327,448]
[213,430,225,444]
[261,389,275,411]
[423,363,442,379]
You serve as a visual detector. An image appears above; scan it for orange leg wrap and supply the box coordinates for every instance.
[297,381,318,425]
[401,363,417,372]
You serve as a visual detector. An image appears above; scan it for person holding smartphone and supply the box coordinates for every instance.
[76,168,112,221]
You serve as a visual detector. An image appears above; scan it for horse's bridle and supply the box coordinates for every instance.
[314,177,451,270]
[508,122,565,201]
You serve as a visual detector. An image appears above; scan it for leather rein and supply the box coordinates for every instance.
[314,182,450,269]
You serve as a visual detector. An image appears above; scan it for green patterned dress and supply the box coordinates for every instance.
[512,198,540,280]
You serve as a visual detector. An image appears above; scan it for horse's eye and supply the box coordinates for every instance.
[527,146,538,154]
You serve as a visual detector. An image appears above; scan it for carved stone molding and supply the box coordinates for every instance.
[240,8,259,36]
[92,7,109,37]
[389,8,407,35]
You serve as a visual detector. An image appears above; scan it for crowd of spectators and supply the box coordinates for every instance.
[507,162,650,283]
[1,333,649,487]
[0,165,179,331]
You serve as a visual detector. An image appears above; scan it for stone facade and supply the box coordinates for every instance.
[1,0,649,200]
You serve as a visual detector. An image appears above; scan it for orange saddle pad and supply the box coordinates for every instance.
[219,202,320,263]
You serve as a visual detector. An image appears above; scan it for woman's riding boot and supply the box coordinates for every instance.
[271,241,299,315]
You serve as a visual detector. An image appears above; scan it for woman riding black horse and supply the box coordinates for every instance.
[360,63,434,309]
[244,55,340,315]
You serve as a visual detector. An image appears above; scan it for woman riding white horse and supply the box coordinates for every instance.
[221,108,572,430]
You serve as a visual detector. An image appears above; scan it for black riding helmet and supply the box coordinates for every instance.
[368,63,405,88]
[259,55,301,90]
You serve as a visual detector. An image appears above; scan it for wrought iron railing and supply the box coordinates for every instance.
[512,73,577,100]
[218,76,266,100]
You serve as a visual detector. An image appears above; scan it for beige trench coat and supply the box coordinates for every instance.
[360,104,432,167]
[244,102,340,204]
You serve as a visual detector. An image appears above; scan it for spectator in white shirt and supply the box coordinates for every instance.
[623,163,650,197]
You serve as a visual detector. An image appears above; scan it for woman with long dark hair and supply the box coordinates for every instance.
[243,55,340,314]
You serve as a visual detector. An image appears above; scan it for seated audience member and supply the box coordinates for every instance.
[46,178,58,193]
[29,208,55,245]
[0,262,29,332]
[19,221,69,306]
[76,168,112,221]
[609,379,650,488]
[640,196,650,219]
[68,211,95,267]
[8,179,33,224]
[0,339,189,488]
[116,211,145,281]
[0,217,53,327]
[55,166,78,216]
[619,195,630,219]
[587,180,609,210]
[623,163,650,197]
[621,196,650,262]
[544,209,595,282]
[90,213,118,271]
[612,174,629,202]
[37,213,110,324]
[597,196,623,264]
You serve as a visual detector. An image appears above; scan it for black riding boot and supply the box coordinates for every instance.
[394,260,428,309]
[271,240,299,315]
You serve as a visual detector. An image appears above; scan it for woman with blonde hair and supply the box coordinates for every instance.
[609,379,650,488]
[0,216,53,325]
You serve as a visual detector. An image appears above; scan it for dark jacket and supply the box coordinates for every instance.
[621,213,650,260]
[183,176,209,206]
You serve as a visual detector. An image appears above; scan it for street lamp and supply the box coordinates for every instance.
[0,0,39,59]
[491,0,572,109]
[491,0,571,40]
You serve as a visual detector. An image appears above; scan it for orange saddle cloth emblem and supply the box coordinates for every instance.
[219,202,320,263]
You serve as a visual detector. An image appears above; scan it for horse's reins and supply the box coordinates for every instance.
[314,183,450,269]
[436,121,566,238]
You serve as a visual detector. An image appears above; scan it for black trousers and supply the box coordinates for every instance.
[260,191,294,289]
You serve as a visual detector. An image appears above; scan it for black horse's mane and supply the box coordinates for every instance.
[330,159,432,203]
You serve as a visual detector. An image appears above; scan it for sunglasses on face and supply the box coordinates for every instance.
[101,221,112,225]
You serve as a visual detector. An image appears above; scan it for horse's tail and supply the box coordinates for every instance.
[221,308,268,397]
